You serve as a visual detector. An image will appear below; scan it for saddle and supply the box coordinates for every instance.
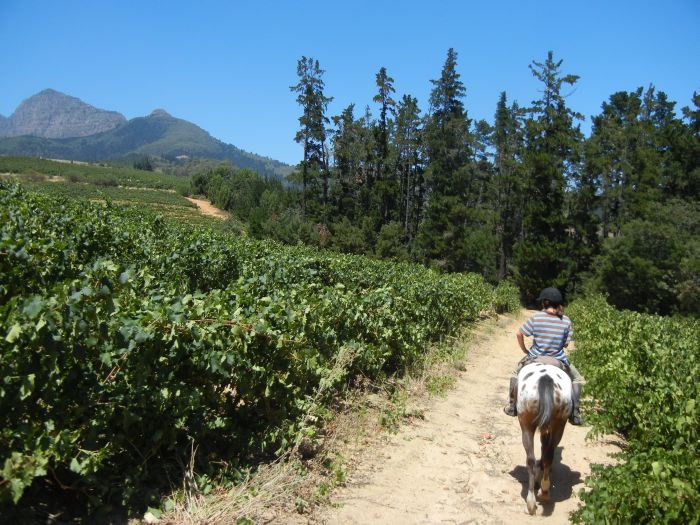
[528,355,569,372]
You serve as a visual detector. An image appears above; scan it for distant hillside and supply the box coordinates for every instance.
[0,89,126,138]
[0,90,293,179]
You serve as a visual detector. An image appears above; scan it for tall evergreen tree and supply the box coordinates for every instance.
[331,104,364,220]
[418,48,473,271]
[680,91,700,199]
[585,86,688,238]
[493,92,525,280]
[373,67,396,169]
[393,94,425,242]
[514,51,583,300]
[290,56,333,218]
[372,67,398,223]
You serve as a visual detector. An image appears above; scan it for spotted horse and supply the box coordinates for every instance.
[516,360,572,515]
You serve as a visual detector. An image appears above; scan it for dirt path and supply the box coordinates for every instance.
[316,313,620,524]
[185,197,230,220]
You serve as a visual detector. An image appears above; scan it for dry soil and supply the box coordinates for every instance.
[314,313,621,524]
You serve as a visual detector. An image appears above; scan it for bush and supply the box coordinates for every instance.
[0,183,499,518]
[568,297,700,523]
[492,279,520,313]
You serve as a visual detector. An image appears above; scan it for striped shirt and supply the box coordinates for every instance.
[520,311,573,364]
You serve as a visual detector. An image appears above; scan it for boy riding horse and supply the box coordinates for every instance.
[504,287,584,425]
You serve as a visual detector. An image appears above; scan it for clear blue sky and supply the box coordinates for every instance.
[1,0,698,165]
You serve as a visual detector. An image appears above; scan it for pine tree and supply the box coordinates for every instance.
[290,57,333,218]
[493,92,525,280]
[331,104,363,220]
[372,67,398,224]
[585,86,688,238]
[680,92,700,199]
[393,94,424,243]
[373,67,396,169]
[514,51,583,300]
[417,48,473,271]
[585,89,642,238]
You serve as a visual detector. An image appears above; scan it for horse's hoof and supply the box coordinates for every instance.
[539,491,550,501]
[526,493,537,515]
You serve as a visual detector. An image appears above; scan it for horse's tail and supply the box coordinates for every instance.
[536,374,555,429]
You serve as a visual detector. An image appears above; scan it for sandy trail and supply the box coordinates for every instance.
[316,313,620,524]
[185,197,230,220]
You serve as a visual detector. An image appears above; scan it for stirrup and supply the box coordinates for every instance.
[503,405,517,417]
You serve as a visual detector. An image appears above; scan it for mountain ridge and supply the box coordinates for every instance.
[0,89,126,139]
[0,89,293,179]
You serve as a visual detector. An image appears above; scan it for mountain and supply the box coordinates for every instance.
[0,89,126,138]
[0,90,293,179]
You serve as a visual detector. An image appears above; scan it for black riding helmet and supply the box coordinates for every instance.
[536,287,563,306]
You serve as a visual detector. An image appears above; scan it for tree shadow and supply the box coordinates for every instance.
[509,446,583,516]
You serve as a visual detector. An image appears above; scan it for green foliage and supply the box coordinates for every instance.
[0,182,497,518]
[492,280,520,313]
[330,217,367,254]
[374,221,408,260]
[590,200,700,315]
[418,48,479,272]
[18,179,197,209]
[291,56,334,215]
[133,155,154,171]
[515,51,584,301]
[568,297,700,523]
[191,165,297,236]
[0,155,191,194]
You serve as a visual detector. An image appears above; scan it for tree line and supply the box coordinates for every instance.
[193,49,700,316]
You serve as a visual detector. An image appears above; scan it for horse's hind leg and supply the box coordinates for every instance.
[540,421,566,500]
[539,431,553,499]
[520,420,537,515]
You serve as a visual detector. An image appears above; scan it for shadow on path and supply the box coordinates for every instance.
[509,446,583,516]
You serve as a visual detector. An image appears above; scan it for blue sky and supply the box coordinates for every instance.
[1,0,698,165]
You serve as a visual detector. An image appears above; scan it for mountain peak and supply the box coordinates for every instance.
[149,108,172,118]
[35,88,63,97]
[0,89,126,139]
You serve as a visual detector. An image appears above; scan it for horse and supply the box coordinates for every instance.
[516,361,572,515]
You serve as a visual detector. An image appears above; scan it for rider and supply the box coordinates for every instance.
[503,287,584,425]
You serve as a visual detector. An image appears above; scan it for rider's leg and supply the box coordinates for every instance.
[504,375,518,416]
[568,363,585,425]
[505,358,529,416]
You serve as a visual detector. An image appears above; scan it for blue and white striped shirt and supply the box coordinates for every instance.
[520,311,573,364]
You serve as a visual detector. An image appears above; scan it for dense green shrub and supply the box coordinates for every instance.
[569,297,700,524]
[0,183,499,517]
[492,279,521,313]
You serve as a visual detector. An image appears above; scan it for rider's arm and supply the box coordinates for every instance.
[516,330,528,354]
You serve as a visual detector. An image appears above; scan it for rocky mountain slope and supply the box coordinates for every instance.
[0,90,293,179]
[0,89,126,138]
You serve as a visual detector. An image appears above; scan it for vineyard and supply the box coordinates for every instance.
[0,156,191,194]
[0,182,510,519]
[569,298,700,524]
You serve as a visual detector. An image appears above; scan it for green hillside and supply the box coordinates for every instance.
[0,156,225,226]
[0,110,293,180]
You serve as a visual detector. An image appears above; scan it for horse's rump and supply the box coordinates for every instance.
[517,363,572,428]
